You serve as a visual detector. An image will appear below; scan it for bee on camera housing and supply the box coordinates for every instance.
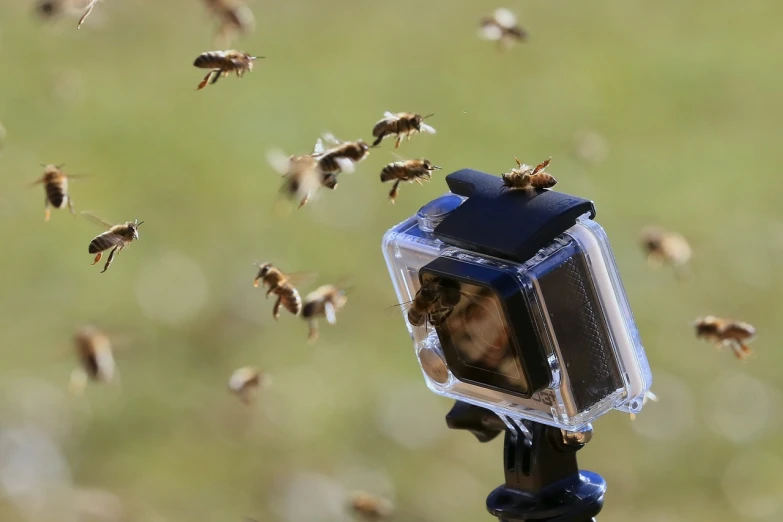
[380,158,442,204]
[253,262,303,319]
[203,0,255,47]
[228,366,264,404]
[501,157,557,190]
[30,163,81,221]
[479,8,527,50]
[694,315,755,360]
[70,325,116,394]
[371,111,436,148]
[640,226,692,277]
[83,212,144,273]
[348,491,394,521]
[383,168,652,432]
[302,284,348,343]
[193,50,262,90]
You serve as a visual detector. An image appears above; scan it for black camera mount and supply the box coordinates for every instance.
[446,401,606,522]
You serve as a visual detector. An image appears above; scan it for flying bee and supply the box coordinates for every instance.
[302,284,348,343]
[29,163,84,221]
[501,157,557,190]
[640,226,692,278]
[694,315,756,360]
[70,325,116,394]
[35,0,65,19]
[379,158,442,204]
[228,366,265,404]
[479,8,527,50]
[371,111,436,148]
[311,133,371,186]
[77,0,102,29]
[629,390,657,420]
[193,50,262,90]
[253,262,305,319]
[82,212,144,273]
[203,0,255,47]
[266,149,324,209]
[348,491,394,521]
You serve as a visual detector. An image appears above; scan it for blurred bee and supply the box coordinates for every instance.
[228,366,265,404]
[302,284,348,343]
[380,158,442,204]
[29,163,82,221]
[694,316,756,360]
[479,8,527,50]
[312,133,371,186]
[266,149,324,209]
[204,0,255,47]
[70,325,116,394]
[193,50,262,90]
[77,0,101,29]
[640,226,692,278]
[501,157,557,190]
[348,491,394,521]
[34,0,66,19]
[253,262,303,319]
[82,212,144,273]
[629,390,657,420]
[372,111,436,148]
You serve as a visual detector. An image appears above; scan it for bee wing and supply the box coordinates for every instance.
[80,211,113,230]
[321,132,342,146]
[479,24,504,41]
[383,111,396,119]
[419,123,436,135]
[494,8,517,29]
[312,139,326,156]
[532,158,552,175]
[285,271,319,289]
[324,302,337,325]
[266,149,292,175]
[336,157,356,174]
[27,177,45,187]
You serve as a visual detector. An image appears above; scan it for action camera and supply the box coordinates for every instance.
[382,168,652,432]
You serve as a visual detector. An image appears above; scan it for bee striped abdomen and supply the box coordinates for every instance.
[45,181,67,208]
[89,233,115,254]
[194,52,225,69]
[380,164,401,182]
[530,173,558,189]
[280,287,302,315]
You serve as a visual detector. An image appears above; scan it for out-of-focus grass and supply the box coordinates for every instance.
[1,1,783,521]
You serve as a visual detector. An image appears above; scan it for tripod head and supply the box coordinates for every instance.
[446,401,606,522]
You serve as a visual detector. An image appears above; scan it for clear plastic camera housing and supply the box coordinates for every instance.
[383,194,652,432]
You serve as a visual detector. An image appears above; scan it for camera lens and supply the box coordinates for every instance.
[419,257,551,399]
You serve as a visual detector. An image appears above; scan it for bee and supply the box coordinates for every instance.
[640,226,692,277]
[193,50,262,90]
[371,111,436,148]
[70,325,116,394]
[266,149,324,209]
[501,157,558,190]
[380,158,442,204]
[82,212,144,273]
[35,0,65,19]
[394,278,460,329]
[348,491,394,521]
[77,0,101,29]
[479,8,527,50]
[204,0,255,47]
[694,316,756,360]
[302,284,348,343]
[253,262,303,319]
[29,163,82,221]
[629,390,657,420]
[228,366,265,404]
[312,133,371,186]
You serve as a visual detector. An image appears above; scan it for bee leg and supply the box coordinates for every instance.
[372,134,384,147]
[388,181,400,204]
[414,178,424,186]
[44,197,51,222]
[101,246,118,273]
[68,197,76,216]
[265,286,275,298]
[307,320,319,344]
[395,136,402,149]
[91,251,103,265]
[297,192,310,209]
[197,71,215,90]
[272,296,282,320]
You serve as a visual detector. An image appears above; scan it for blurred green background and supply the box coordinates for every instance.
[1,0,783,521]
